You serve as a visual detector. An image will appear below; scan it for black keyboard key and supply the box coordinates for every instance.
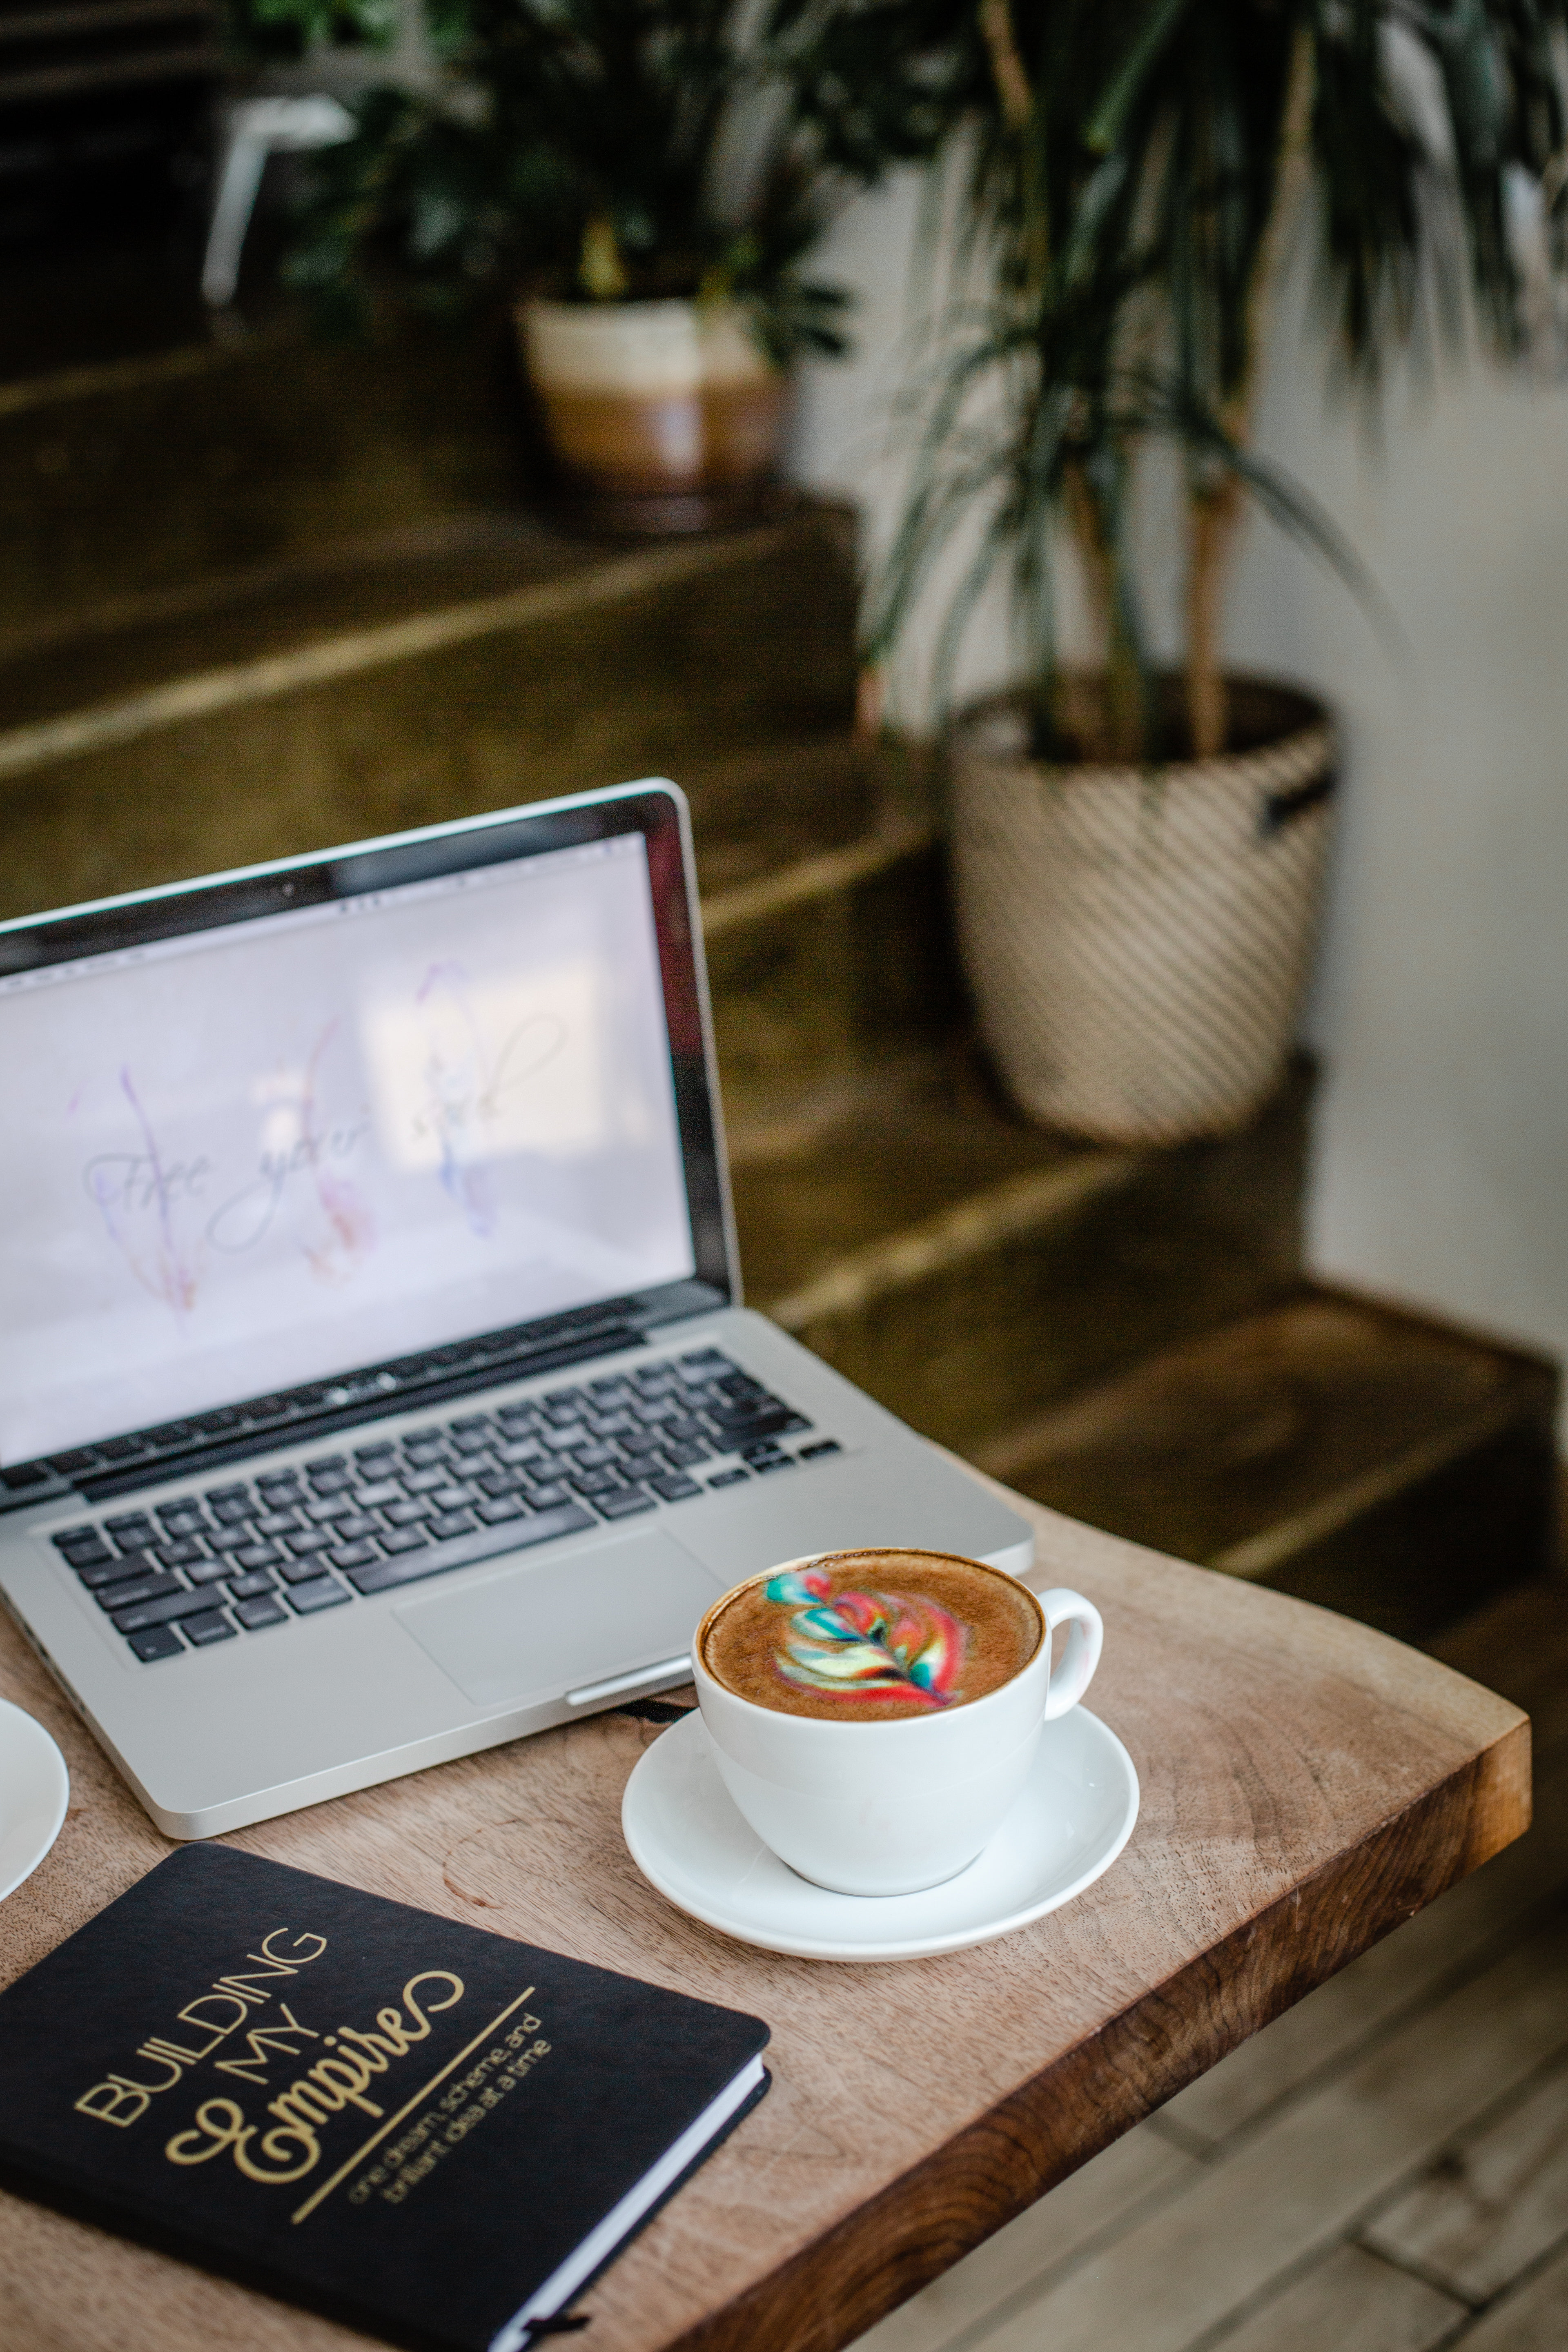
[111,1588,229,1633]
[680,1348,732,1370]
[255,1509,303,1537]
[428,1510,476,1539]
[494,1439,546,1467]
[330,1512,379,1541]
[573,1442,621,1468]
[353,1480,403,1508]
[234,1542,284,1570]
[304,1454,347,1474]
[227,1570,278,1598]
[402,1467,450,1494]
[56,1536,114,1568]
[707,1468,750,1489]
[570,1468,620,1497]
[96,1570,183,1612]
[285,1528,334,1556]
[308,1468,354,1496]
[663,1442,711,1468]
[184,1609,237,1647]
[475,1495,527,1525]
[800,1439,843,1460]
[619,1430,665,1457]
[348,1502,596,1596]
[328,1540,381,1570]
[210,1497,253,1525]
[705,1405,799,1444]
[129,1625,184,1662]
[155,1503,205,1530]
[592,1486,655,1519]
[51,1524,100,1549]
[379,1526,430,1554]
[205,1483,250,1505]
[650,1473,702,1502]
[277,1552,341,1584]
[742,1438,789,1463]
[185,1555,232,1585]
[77,1554,147,1590]
[98,1437,147,1461]
[430,1485,476,1512]
[206,1525,253,1553]
[234,1596,289,1630]
[753,1453,797,1473]
[353,1442,397,1464]
[384,1499,434,1526]
[154,1536,208,1566]
[106,1510,154,1537]
[286,1575,351,1614]
[523,1481,570,1509]
[477,1470,523,1499]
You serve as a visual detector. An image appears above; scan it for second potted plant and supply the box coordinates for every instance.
[858,0,1568,1140]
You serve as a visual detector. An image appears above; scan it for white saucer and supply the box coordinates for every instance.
[621,1704,1138,1962]
[0,1701,69,1904]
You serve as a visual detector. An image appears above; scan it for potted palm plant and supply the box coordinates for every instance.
[252,0,963,531]
[855,0,1568,1141]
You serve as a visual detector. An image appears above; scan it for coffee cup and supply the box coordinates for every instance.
[692,1548,1103,1896]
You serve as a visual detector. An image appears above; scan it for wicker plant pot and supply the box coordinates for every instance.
[949,677,1337,1143]
[518,296,789,536]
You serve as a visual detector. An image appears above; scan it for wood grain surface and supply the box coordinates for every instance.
[0,1486,1530,2352]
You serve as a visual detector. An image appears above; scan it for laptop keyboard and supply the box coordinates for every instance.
[44,1348,844,1666]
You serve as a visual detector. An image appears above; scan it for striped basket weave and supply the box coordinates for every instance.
[950,680,1336,1143]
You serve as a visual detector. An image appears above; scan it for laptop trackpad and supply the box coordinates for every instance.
[393,1528,725,1708]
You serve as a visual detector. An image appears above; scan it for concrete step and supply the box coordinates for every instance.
[732,1046,1313,1457]
[973,1286,1559,1639]
[0,501,860,919]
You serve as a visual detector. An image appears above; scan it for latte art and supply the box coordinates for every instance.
[701,1548,1041,1722]
[766,1568,967,1705]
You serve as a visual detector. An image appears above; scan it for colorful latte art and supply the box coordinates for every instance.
[762,1566,969,1707]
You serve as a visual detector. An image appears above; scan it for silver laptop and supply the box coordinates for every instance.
[0,780,1031,1838]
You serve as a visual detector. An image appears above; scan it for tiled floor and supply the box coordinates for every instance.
[850,1578,1568,2352]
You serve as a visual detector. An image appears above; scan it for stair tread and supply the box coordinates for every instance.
[977,1285,1557,1574]
[0,511,827,746]
[732,1036,1112,1307]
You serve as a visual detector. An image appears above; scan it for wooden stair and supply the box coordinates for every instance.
[0,314,1557,1637]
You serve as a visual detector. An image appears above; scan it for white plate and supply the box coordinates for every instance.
[0,1701,69,1904]
[622,1703,1138,1962]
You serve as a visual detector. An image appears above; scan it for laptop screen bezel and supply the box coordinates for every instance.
[0,780,736,1494]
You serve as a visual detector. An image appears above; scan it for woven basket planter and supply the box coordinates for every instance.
[950,678,1337,1144]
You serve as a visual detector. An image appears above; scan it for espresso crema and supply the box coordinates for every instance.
[700,1549,1041,1722]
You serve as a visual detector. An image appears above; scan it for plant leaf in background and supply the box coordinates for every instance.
[846,0,1568,762]
[236,0,964,357]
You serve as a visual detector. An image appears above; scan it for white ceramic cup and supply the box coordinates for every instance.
[693,1550,1104,1896]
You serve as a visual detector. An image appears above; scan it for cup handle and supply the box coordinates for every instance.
[1036,1588,1104,1719]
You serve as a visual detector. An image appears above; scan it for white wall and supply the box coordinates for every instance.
[789,177,1568,1405]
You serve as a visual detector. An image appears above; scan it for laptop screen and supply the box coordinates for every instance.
[0,809,703,1466]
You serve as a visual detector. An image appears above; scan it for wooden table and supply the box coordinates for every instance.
[0,1484,1530,2352]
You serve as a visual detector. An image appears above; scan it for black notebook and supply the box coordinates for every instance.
[0,1845,768,2352]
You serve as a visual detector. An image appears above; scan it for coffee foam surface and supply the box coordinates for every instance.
[700,1549,1041,1721]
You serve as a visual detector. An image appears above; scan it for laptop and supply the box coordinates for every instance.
[0,779,1033,1838]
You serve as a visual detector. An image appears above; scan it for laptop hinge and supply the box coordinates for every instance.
[71,1326,651,1505]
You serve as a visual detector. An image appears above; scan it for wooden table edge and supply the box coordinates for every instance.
[652,1702,1532,2352]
